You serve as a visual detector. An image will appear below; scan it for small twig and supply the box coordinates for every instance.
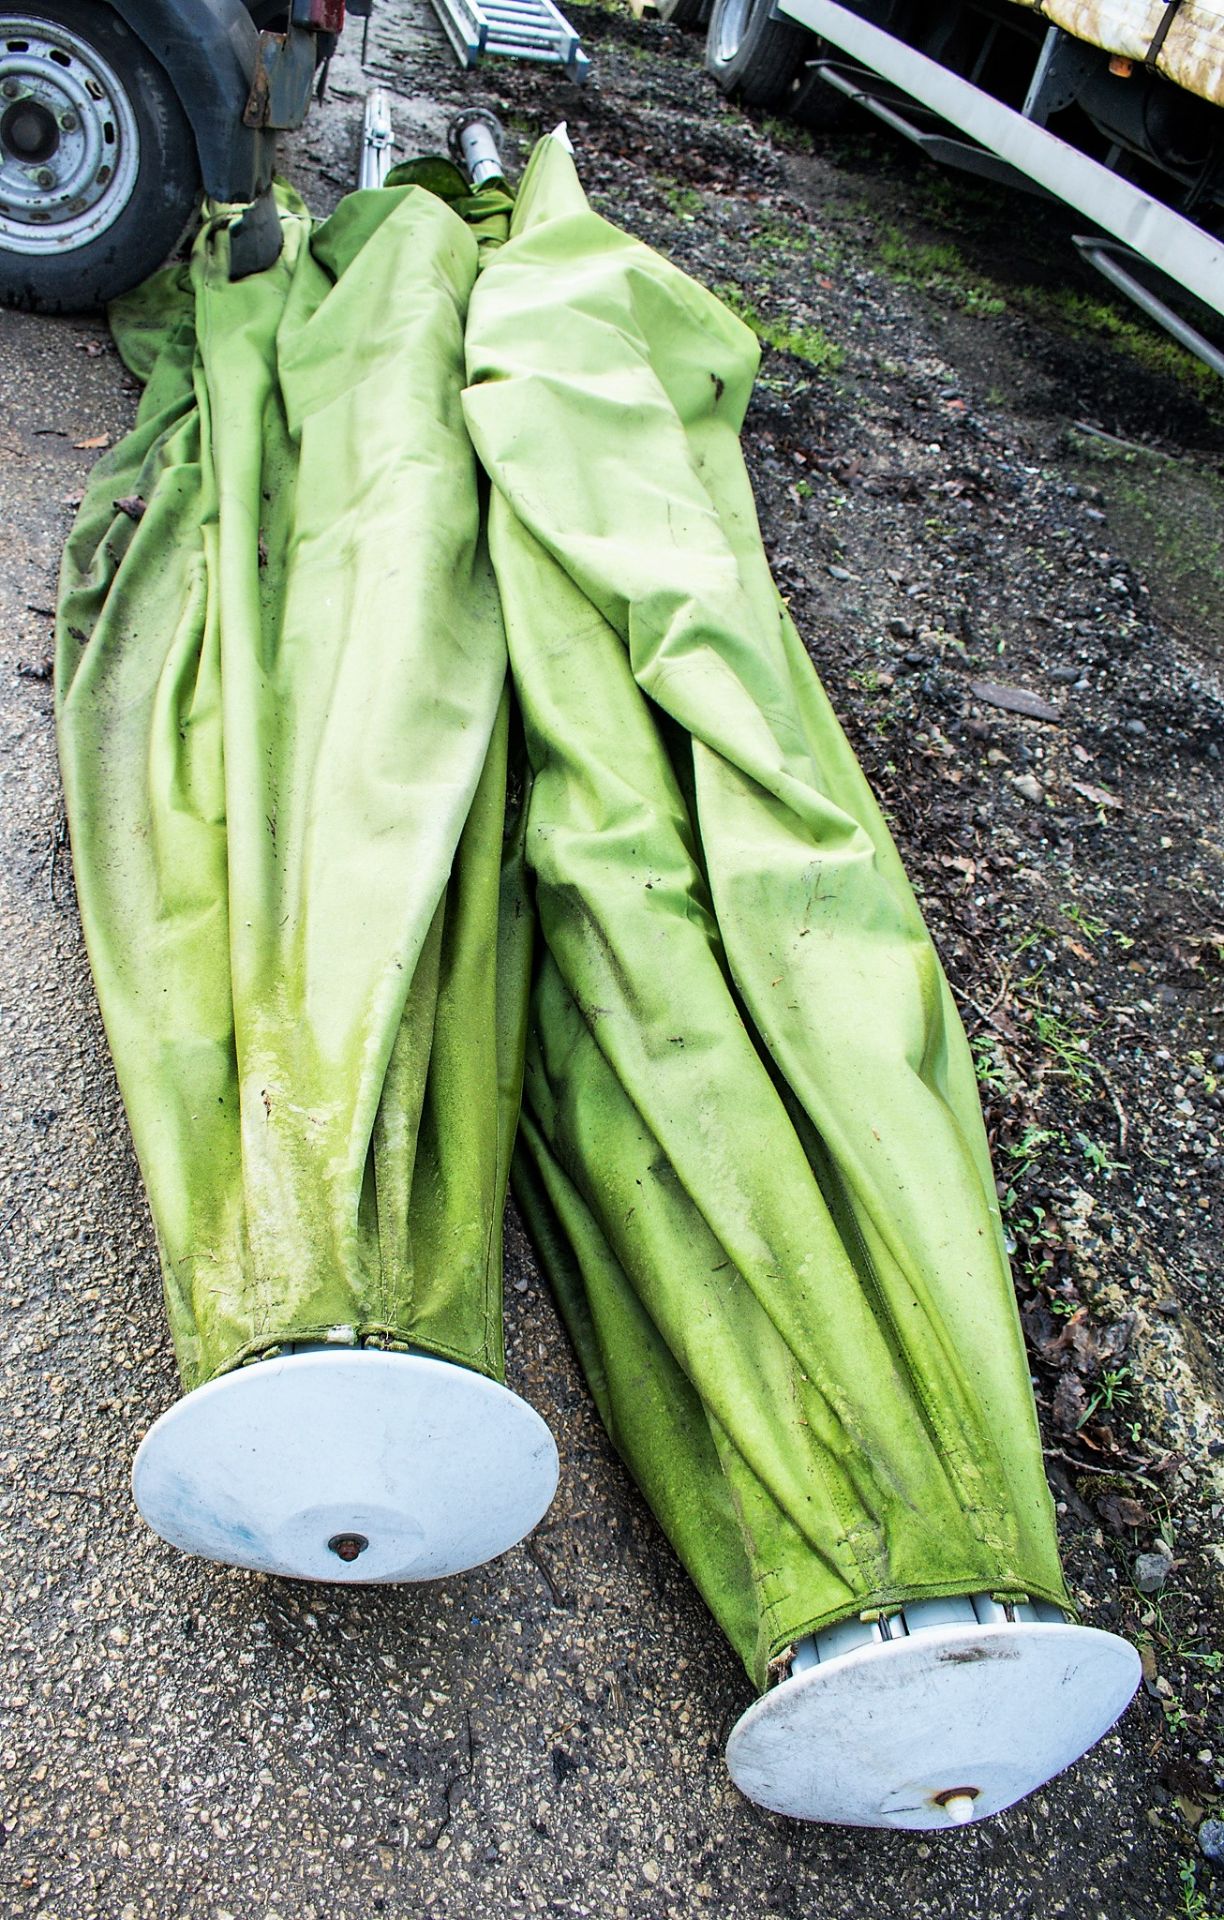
[1043,1446,1149,1479]
[46,816,68,903]
[1107,1080,1129,1155]
[1071,420,1175,462]
[523,1537,573,1610]
[417,1711,474,1851]
[982,962,1014,1025]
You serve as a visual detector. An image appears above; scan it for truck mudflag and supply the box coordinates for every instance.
[459,135,1140,1828]
[54,181,556,1584]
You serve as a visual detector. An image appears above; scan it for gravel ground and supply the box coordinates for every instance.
[2,4,1222,1916]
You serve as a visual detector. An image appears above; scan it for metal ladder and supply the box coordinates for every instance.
[429,0,590,81]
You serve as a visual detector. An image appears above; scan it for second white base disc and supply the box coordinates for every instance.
[131,1349,559,1583]
[726,1619,1140,1828]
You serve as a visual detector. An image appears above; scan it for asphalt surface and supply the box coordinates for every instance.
[0,5,1202,1916]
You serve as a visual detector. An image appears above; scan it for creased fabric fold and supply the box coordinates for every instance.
[460,140,1069,1688]
[58,149,1070,1696]
[57,182,520,1391]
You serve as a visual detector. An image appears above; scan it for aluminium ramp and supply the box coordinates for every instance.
[429,0,591,79]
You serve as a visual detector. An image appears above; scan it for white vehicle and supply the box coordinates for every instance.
[694,0,1224,372]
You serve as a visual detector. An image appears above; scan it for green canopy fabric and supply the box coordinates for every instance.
[56,176,525,1394]
[57,142,1070,1695]
[459,140,1071,1689]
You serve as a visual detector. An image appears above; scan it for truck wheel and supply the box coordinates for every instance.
[0,3,200,312]
[705,0,811,106]
[658,0,710,28]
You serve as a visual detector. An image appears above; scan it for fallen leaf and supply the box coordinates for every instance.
[1070,780,1122,811]
[1052,1371,1088,1433]
[986,1005,1022,1042]
[1098,1492,1149,1532]
[969,680,1063,724]
[113,496,146,521]
[74,433,110,450]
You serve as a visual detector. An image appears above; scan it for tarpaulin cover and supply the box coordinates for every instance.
[57,140,1070,1691]
[1007,0,1224,109]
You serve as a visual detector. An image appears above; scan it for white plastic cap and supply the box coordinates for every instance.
[132,1348,558,1583]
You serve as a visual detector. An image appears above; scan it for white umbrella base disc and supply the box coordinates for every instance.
[132,1350,559,1583]
[726,1620,1141,1829]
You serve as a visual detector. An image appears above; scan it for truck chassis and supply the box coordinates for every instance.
[701,0,1224,373]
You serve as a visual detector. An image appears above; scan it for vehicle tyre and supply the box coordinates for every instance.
[658,0,710,29]
[0,1,200,312]
[705,0,811,106]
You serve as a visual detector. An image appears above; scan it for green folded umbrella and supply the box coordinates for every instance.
[55,134,1136,1825]
[55,177,555,1587]
[456,135,1138,1827]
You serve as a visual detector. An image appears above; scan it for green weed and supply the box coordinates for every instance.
[715,285,844,372]
[660,180,704,221]
[877,232,1007,316]
[758,114,814,153]
[1178,1856,1223,1920]
[871,213,1217,403]
[748,212,805,255]
[1030,1005,1095,1098]
[998,1130,1062,1224]
[1013,950,1096,1097]
[1059,901,1134,950]
[1079,1364,1133,1427]
[971,1032,1011,1097]
[1004,1123,1061,1169]
[1076,1132,1123,1176]
[1049,289,1220,402]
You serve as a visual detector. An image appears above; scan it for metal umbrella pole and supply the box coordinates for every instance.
[448,108,506,186]
[359,86,394,189]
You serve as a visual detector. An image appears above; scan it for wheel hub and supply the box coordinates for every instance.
[0,14,141,254]
[2,95,58,163]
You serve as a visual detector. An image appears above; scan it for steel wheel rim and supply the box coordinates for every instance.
[713,0,753,65]
[0,14,141,254]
